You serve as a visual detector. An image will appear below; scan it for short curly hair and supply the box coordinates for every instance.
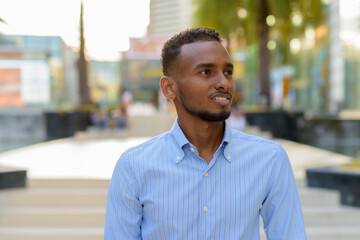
[161,27,221,76]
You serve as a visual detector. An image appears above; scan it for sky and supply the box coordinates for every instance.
[0,0,150,60]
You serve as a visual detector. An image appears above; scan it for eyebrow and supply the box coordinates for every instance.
[195,63,234,69]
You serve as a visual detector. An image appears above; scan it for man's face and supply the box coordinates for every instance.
[172,40,235,122]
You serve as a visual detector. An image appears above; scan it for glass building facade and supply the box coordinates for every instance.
[0,35,79,110]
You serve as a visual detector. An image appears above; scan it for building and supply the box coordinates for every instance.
[88,60,121,106]
[0,35,79,110]
[121,36,168,107]
[147,0,193,36]
[289,0,360,113]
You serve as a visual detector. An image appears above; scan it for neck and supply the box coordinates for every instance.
[177,115,225,163]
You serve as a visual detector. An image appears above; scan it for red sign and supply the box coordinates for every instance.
[0,68,24,107]
[125,36,170,59]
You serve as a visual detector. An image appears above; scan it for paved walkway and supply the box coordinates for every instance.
[0,126,352,180]
[0,124,358,240]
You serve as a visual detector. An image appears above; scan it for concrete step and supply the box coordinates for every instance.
[2,206,359,229]
[298,187,340,207]
[1,181,340,208]
[0,227,103,240]
[295,178,307,188]
[305,227,360,240]
[302,206,360,227]
[2,178,359,240]
[0,188,107,208]
[0,207,105,227]
[260,227,360,240]
[27,178,110,189]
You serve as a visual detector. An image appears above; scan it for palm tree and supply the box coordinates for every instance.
[193,0,240,51]
[77,1,92,105]
[193,0,325,108]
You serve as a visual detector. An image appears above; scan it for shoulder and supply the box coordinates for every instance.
[112,131,171,176]
[230,128,282,148]
[111,131,173,190]
[118,131,171,161]
[229,128,288,164]
[125,131,170,153]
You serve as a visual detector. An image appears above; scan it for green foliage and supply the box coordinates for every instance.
[192,0,241,46]
[193,0,325,52]
[193,0,326,107]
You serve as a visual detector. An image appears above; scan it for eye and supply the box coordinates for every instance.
[199,69,212,75]
[224,69,233,76]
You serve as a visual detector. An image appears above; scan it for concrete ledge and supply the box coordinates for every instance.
[306,166,360,207]
[0,165,27,189]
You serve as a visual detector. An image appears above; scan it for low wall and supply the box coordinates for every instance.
[245,111,304,141]
[45,111,91,141]
[0,109,91,153]
[244,111,360,157]
[0,109,46,152]
[299,118,360,157]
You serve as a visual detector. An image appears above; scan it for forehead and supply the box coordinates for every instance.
[177,41,231,67]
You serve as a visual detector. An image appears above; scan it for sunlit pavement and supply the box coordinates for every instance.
[0,135,149,179]
[1,123,360,240]
[0,125,351,179]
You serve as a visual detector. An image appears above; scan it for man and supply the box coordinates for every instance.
[105,27,306,239]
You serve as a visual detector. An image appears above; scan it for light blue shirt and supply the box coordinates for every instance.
[105,120,306,239]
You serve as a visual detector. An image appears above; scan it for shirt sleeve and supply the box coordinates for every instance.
[260,143,307,240]
[104,152,142,240]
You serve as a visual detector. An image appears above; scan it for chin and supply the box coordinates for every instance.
[197,111,231,122]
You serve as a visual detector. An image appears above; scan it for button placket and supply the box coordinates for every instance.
[201,169,210,215]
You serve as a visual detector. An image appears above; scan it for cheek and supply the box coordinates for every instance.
[230,81,236,93]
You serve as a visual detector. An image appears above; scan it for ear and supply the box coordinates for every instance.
[160,76,177,100]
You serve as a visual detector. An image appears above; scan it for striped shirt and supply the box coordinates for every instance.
[105,119,306,239]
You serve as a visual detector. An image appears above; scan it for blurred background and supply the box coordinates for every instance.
[0,0,359,158]
[1,0,360,239]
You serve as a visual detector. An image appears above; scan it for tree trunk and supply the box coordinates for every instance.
[258,0,271,108]
[78,1,92,106]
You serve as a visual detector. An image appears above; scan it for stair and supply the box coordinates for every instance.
[1,178,360,240]
[0,179,109,240]
[260,179,360,240]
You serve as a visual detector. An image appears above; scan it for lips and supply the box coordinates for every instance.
[211,93,232,105]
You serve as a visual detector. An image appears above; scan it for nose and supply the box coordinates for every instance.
[215,72,231,91]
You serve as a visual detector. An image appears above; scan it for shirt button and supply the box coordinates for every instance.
[190,147,195,152]
[227,155,231,160]
[176,156,180,160]
[203,206,208,212]
[204,172,209,177]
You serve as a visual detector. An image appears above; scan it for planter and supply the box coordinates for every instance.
[306,166,360,207]
[0,166,27,189]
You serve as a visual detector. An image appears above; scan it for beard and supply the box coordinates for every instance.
[179,90,231,122]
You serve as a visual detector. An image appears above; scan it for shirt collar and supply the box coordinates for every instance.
[170,119,233,163]
[222,120,232,162]
[170,119,190,163]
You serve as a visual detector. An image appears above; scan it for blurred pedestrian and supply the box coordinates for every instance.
[105,27,306,239]
[111,103,129,136]
[91,104,109,130]
[118,83,133,110]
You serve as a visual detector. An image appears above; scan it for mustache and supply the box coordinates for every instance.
[209,90,233,99]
